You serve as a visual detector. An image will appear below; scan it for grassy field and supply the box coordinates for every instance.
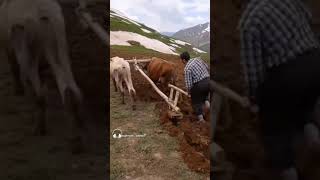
[110,81,209,180]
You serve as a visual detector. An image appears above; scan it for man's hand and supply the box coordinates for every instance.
[241,96,259,113]
[242,97,250,107]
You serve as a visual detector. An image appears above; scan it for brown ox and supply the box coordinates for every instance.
[110,56,136,110]
[146,57,177,87]
[0,0,86,153]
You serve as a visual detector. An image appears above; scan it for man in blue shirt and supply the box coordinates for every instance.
[180,51,210,123]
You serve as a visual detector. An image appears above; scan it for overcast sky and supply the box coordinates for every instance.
[110,0,210,32]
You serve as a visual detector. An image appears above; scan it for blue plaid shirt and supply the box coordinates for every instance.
[184,57,210,92]
[239,0,320,97]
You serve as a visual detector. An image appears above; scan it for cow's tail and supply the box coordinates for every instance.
[122,65,136,96]
[127,71,136,96]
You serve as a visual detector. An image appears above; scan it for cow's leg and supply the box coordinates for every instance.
[41,17,85,153]
[117,80,125,104]
[43,47,84,153]
[112,77,117,92]
[46,57,84,153]
[6,49,24,95]
[121,82,125,104]
[128,87,135,110]
[64,86,84,154]
[10,24,47,135]
[130,89,136,110]
[21,52,46,135]
[114,72,125,104]
[9,25,30,95]
[32,87,47,136]
[128,75,136,110]
[30,59,47,136]
[124,78,136,110]
[50,68,84,153]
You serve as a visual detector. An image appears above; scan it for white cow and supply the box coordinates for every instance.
[0,0,86,153]
[110,56,136,110]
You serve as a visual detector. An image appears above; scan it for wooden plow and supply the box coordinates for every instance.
[167,84,190,119]
[210,80,320,177]
[126,58,190,119]
[126,59,152,63]
[210,80,258,177]
[210,80,256,139]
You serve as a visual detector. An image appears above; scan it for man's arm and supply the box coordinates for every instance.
[240,25,264,99]
[201,59,209,72]
[184,69,193,93]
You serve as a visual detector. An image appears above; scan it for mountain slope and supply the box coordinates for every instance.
[160,32,175,37]
[110,9,208,60]
[172,22,210,53]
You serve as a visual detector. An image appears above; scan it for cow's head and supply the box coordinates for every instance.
[157,76,165,84]
[157,70,177,85]
[143,62,150,71]
[170,70,177,85]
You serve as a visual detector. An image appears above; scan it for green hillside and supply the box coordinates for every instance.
[110,9,210,63]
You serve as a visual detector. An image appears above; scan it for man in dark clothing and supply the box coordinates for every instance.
[180,51,210,123]
[239,0,320,179]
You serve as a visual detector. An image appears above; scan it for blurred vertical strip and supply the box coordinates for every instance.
[62,0,110,179]
[107,0,110,178]
[211,0,252,180]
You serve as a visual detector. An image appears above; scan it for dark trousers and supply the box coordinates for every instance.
[191,77,211,116]
[256,48,320,170]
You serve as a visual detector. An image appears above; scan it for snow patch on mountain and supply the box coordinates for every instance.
[110,31,178,55]
[141,28,151,33]
[110,8,142,27]
[170,44,180,48]
[193,47,207,53]
[173,39,191,46]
